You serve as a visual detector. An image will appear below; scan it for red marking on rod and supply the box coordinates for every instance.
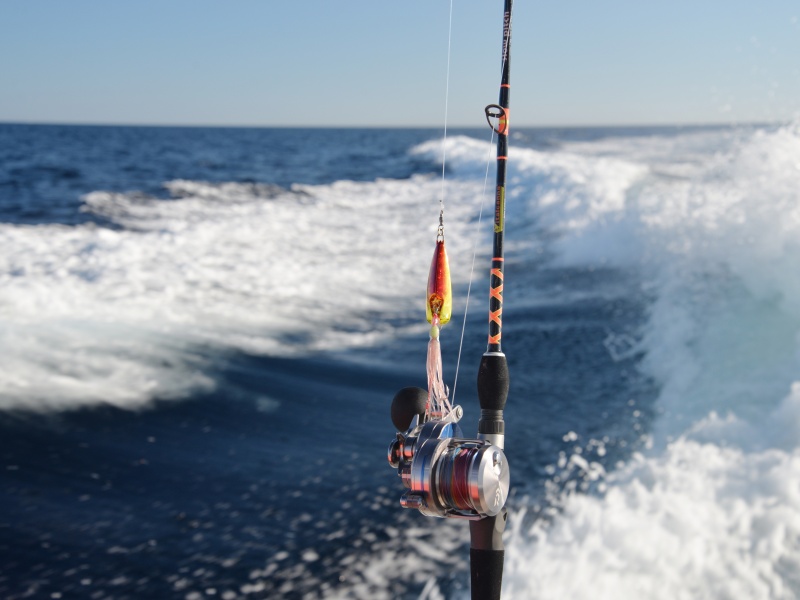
[489,332,502,345]
[489,309,502,326]
[501,84,510,88]
[497,156,508,160]
[491,268,504,280]
[490,284,503,302]
[492,257,504,262]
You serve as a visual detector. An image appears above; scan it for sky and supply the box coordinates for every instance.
[0,0,798,127]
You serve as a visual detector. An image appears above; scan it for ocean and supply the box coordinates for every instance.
[1,121,799,599]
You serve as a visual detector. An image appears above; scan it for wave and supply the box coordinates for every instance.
[496,121,800,598]
[0,166,493,411]
[4,122,800,597]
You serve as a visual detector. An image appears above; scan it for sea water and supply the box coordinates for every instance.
[0,122,798,598]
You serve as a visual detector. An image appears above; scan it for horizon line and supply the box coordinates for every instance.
[0,118,786,130]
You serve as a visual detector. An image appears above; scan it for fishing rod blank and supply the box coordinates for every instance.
[470,1,513,598]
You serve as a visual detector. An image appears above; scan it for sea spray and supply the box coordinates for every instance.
[502,121,800,599]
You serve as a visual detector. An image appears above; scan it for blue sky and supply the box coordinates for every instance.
[1,1,798,127]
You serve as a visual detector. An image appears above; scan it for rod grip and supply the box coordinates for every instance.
[470,549,505,600]
[477,353,509,411]
[469,510,507,599]
[477,353,509,436]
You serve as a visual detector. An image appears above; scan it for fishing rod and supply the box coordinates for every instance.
[387,2,513,599]
[472,0,513,595]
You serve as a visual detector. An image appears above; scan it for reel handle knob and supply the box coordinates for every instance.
[390,386,427,432]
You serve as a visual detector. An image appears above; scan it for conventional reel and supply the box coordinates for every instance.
[387,387,510,520]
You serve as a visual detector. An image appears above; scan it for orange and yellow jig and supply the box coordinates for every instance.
[426,239,452,330]
[425,236,453,419]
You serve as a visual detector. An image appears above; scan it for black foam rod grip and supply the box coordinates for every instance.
[477,353,508,436]
[470,548,505,600]
[477,353,509,412]
[470,510,506,598]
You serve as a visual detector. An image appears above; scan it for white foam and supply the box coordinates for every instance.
[505,436,800,599]
[0,170,490,410]
[502,122,800,598]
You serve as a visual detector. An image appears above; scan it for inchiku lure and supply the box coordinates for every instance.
[425,238,453,420]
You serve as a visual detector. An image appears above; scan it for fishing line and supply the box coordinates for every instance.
[420,0,458,421]
[451,128,497,405]
[438,0,455,234]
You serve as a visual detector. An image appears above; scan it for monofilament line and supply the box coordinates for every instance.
[438,0,455,231]
[451,130,497,405]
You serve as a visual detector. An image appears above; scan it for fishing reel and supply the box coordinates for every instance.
[387,387,510,520]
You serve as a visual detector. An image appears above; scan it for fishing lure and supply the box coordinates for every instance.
[426,238,452,327]
[425,237,453,420]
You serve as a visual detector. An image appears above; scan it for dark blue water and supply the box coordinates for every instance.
[0,124,448,226]
[0,123,656,599]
